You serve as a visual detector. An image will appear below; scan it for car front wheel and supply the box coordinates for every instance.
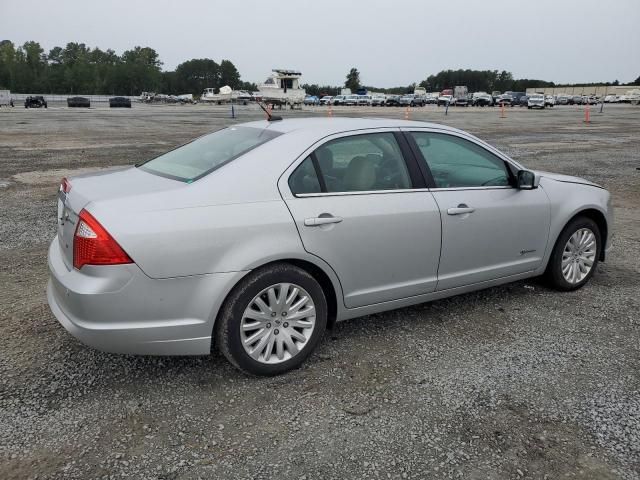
[215,263,327,376]
[545,216,601,291]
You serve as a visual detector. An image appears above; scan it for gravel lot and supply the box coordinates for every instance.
[1,103,639,480]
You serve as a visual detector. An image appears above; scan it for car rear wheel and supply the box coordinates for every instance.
[215,263,327,376]
[545,216,601,291]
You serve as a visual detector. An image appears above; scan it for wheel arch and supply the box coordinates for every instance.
[212,257,342,345]
[550,208,608,264]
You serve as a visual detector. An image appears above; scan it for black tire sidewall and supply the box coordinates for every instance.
[546,217,601,291]
[216,264,328,376]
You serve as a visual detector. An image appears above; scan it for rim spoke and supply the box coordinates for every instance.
[262,335,276,361]
[244,327,268,347]
[249,332,272,359]
[285,287,299,307]
[289,329,307,343]
[276,336,285,360]
[244,310,272,323]
[290,319,314,329]
[267,287,278,310]
[242,320,263,331]
[282,332,299,357]
[288,306,315,321]
[254,297,272,315]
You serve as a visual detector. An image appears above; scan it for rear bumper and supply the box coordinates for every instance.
[47,237,246,355]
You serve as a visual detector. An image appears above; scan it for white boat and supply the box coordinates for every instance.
[201,85,233,104]
[258,69,306,107]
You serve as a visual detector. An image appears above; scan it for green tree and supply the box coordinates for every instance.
[219,59,240,89]
[345,67,360,92]
[174,58,220,93]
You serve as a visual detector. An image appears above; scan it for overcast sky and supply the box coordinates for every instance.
[4,0,639,87]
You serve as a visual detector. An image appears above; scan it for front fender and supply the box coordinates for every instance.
[536,178,612,273]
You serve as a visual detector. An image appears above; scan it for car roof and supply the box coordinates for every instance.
[238,117,464,136]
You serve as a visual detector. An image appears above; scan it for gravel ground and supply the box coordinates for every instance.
[0,103,638,480]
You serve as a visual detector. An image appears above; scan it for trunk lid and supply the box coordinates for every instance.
[56,166,183,269]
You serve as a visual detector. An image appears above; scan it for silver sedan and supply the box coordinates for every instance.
[48,118,613,375]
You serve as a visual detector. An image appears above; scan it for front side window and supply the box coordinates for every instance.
[410,132,511,188]
[139,127,281,182]
[315,132,411,193]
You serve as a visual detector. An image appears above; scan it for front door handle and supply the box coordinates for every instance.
[304,215,343,226]
[447,204,475,215]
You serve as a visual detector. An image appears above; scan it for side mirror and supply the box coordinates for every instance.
[516,170,539,189]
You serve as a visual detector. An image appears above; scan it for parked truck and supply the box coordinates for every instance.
[0,90,14,107]
[454,86,469,106]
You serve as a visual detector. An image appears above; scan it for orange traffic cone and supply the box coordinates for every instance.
[584,102,590,124]
[328,104,333,117]
[404,106,410,120]
[500,102,506,118]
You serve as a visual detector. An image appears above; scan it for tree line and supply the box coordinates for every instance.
[0,40,256,95]
[1,40,636,97]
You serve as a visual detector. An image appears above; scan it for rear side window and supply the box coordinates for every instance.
[139,126,281,182]
[289,132,412,195]
[316,133,411,192]
[410,132,511,188]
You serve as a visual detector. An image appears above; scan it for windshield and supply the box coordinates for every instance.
[139,127,281,182]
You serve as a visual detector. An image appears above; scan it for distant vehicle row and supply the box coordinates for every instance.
[306,89,639,108]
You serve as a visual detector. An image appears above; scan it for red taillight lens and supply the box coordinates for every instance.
[73,209,133,270]
[60,177,72,194]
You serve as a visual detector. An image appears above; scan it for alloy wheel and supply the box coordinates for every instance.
[240,283,316,364]
[561,228,597,284]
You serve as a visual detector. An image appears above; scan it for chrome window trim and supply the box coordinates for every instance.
[293,185,513,199]
[279,126,524,200]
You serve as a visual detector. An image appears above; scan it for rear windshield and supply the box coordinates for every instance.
[138,126,281,182]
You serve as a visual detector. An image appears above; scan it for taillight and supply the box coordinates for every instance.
[73,209,133,270]
[60,177,72,194]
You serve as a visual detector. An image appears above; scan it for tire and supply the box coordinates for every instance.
[215,263,328,376]
[544,216,601,291]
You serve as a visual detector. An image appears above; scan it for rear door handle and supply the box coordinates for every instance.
[447,204,475,215]
[304,215,343,226]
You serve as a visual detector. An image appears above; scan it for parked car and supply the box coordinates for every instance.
[0,89,14,107]
[437,94,453,106]
[332,95,347,106]
[472,93,493,107]
[343,95,360,106]
[424,94,438,104]
[518,95,530,107]
[506,91,526,107]
[109,97,131,108]
[556,94,570,105]
[527,94,545,109]
[371,95,386,106]
[399,94,424,107]
[385,95,402,106]
[356,95,372,106]
[545,95,555,107]
[495,94,513,106]
[24,96,47,108]
[319,96,333,105]
[67,96,90,108]
[303,95,319,106]
[47,117,613,375]
[572,95,583,105]
[603,94,619,103]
